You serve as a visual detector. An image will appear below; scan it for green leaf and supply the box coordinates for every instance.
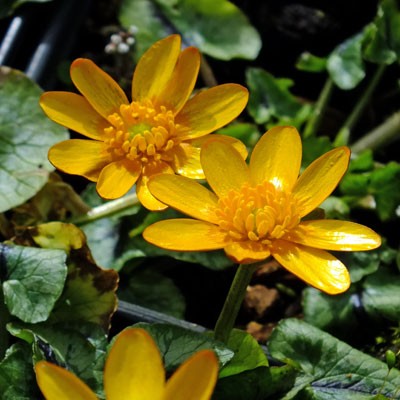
[302,136,333,168]
[348,150,374,172]
[119,0,261,60]
[246,68,305,125]
[0,67,68,212]
[217,123,261,148]
[296,52,327,73]
[219,329,268,378]
[0,342,40,400]
[8,321,107,396]
[339,172,370,196]
[1,244,67,323]
[327,31,366,90]
[132,323,234,370]
[118,269,186,319]
[269,318,400,399]
[344,250,381,283]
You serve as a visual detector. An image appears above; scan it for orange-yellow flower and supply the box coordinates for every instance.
[41,35,248,210]
[143,126,381,294]
[35,327,218,400]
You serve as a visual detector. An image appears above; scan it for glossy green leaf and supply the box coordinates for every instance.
[132,323,234,370]
[327,31,366,89]
[1,244,67,323]
[296,52,327,72]
[0,67,68,212]
[119,0,261,60]
[269,318,400,399]
[219,329,268,378]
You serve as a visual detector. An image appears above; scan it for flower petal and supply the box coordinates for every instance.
[293,146,350,218]
[148,174,219,223]
[104,328,164,400]
[286,220,381,251]
[97,159,141,199]
[143,219,228,251]
[132,35,182,102]
[154,46,200,113]
[169,143,204,179]
[48,139,110,181]
[164,350,218,400]
[40,92,109,140]
[271,240,351,294]
[70,58,129,120]
[250,126,301,190]
[201,140,250,198]
[136,161,174,210]
[176,84,249,140]
[35,361,97,400]
[224,241,271,264]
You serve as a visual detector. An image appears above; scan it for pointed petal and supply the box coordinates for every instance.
[143,219,228,251]
[148,174,219,223]
[40,92,109,140]
[104,328,164,400]
[96,159,141,199]
[48,139,110,181]
[293,146,350,217]
[285,220,381,251]
[271,240,351,294]
[250,126,301,190]
[136,161,174,210]
[132,35,181,102]
[155,47,200,113]
[224,241,271,264]
[176,84,249,140]
[70,58,129,120]
[35,361,97,400]
[201,140,250,198]
[164,350,218,400]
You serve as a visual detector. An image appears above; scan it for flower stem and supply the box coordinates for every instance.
[334,64,386,147]
[213,262,261,344]
[70,193,140,226]
[0,285,10,359]
[303,77,334,138]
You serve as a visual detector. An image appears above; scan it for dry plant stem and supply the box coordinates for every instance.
[351,111,400,153]
[70,193,139,226]
[214,261,262,344]
[200,54,218,87]
[303,78,334,138]
[334,64,386,147]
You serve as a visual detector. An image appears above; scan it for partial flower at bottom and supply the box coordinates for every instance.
[40,34,248,210]
[143,126,381,295]
[35,327,218,400]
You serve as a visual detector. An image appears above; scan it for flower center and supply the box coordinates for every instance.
[103,100,187,163]
[215,181,300,246]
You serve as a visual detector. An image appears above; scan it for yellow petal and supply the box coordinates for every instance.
[201,140,250,198]
[293,146,350,218]
[176,84,249,140]
[154,46,200,114]
[40,92,109,140]
[148,174,219,223]
[96,159,141,199]
[271,240,351,294]
[286,220,381,251]
[250,126,301,190]
[70,58,129,120]
[170,143,204,179]
[164,350,218,400]
[35,361,97,400]
[48,139,110,181]
[224,241,271,264]
[143,219,228,251]
[104,328,164,400]
[136,161,174,210]
[132,35,182,102]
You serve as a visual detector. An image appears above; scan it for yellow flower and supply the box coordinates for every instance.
[143,126,381,294]
[41,35,248,210]
[35,327,218,400]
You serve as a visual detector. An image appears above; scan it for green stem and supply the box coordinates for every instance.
[351,111,400,153]
[213,262,261,344]
[0,285,10,359]
[200,54,218,87]
[70,193,140,226]
[334,64,386,147]
[303,78,334,138]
